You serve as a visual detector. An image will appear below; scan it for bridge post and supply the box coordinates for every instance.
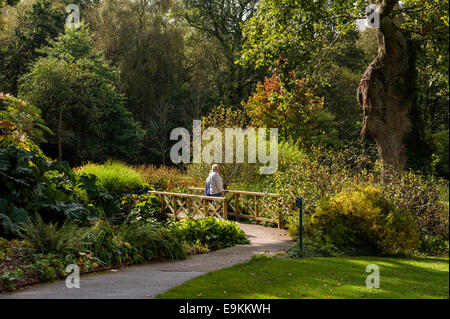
[202,199,208,218]
[159,194,164,217]
[234,193,240,221]
[173,196,178,219]
[295,196,303,257]
[254,195,259,225]
[223,198,228,220]
[187,197,192,217]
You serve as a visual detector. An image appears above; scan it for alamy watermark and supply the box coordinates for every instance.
[65,264,80,289]
[365,264,380,289]
[170,121,278,175]
[66,4,80,29]
[366,4,381,28]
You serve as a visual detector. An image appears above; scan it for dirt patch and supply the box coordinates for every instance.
[0,242,114,293]
[0,245,40,292]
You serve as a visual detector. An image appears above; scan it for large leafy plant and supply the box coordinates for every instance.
[0,147,119,237]
[171,217,249,250]
[0,147,87,237]
[0,92,51,156]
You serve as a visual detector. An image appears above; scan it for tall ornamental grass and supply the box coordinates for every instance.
[75,160,146,197]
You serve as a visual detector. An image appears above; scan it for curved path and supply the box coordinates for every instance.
[0,223,293,299]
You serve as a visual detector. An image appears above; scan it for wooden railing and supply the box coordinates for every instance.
[148,191,228,220]
[149,188,283,228]
[188,187,282,228]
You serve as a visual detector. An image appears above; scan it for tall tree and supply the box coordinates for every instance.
[87,0,188,163]
[357,0,448,172]
[241,0,449,172]
[180,0,264,106]
[19,26,143,165]
[0,0,66,95]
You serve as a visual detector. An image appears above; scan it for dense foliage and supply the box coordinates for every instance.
[240,0,449,174]
[0,147,89,237]
[0,147,126,238]
[0,0,447,172]
[19,214,88,255]
[19,26,143,164]
[311,186,420,256]
[0,93,50,156]
[171,218,250,251]
[243,68,340,147]
[274,144,449,256]
[75,161,147,198]
[0,1,448,294]
[85,219,186,267]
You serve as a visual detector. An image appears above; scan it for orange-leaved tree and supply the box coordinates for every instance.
[243,69,339,148]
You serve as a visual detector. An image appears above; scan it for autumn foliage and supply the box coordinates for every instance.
[243,70,337,147]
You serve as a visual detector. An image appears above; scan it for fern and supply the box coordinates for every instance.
[19,215,89,255]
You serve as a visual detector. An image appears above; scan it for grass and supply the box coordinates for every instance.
[156,256,449,299]
[134,164,200,191]
[75,160,146,196]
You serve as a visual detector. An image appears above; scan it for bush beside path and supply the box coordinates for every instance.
[0,223,294,299]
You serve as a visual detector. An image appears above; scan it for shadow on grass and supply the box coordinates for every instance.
[156,256,449,299]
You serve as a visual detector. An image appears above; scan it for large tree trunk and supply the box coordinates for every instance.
[357,0,413,172]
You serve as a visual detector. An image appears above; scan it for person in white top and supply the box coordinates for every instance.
[207,164,224,197]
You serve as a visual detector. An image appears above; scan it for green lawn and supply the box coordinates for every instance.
[156,256,449,299]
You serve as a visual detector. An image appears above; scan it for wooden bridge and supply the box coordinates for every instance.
[148,187,283,228]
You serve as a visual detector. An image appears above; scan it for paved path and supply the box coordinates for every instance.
[0,223,293,299]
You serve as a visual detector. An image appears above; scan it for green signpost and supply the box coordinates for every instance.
[295,196,303,257]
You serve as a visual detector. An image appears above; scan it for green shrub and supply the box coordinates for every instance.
[0,268,24,288]
[0,92,50,157]
[380,170,449,248]
[19,215,89,255]
[274,145,448,255]
[183,241,210,255]
[84,220,139,267]
[22,252,104,282]
[85,218,185,266]
[0,147,107,237]
[278,141,307,170]
[171,217,249,250]
[23,255,62,282]
[0,199,28,238]
[0,237,12,260]
[124,222,186,261]
[0,148,86,232]
[76,161,147,197]
[419,234,449,256]
[432,129,449,178]
[121,193,163,223]
[74,173,124,224]
[310,186,420,256]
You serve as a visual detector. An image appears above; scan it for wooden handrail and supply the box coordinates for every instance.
[187,186,283,228]
[148,190,228,221]
[188,187,279,198]
[150,188,283,228]
[148,190,225,201]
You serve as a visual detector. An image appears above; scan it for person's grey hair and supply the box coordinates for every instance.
[212,164,219,171]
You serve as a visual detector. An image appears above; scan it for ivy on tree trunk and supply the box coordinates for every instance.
[357,0,431,173]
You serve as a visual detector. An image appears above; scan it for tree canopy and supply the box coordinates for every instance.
[19,25,143,164]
